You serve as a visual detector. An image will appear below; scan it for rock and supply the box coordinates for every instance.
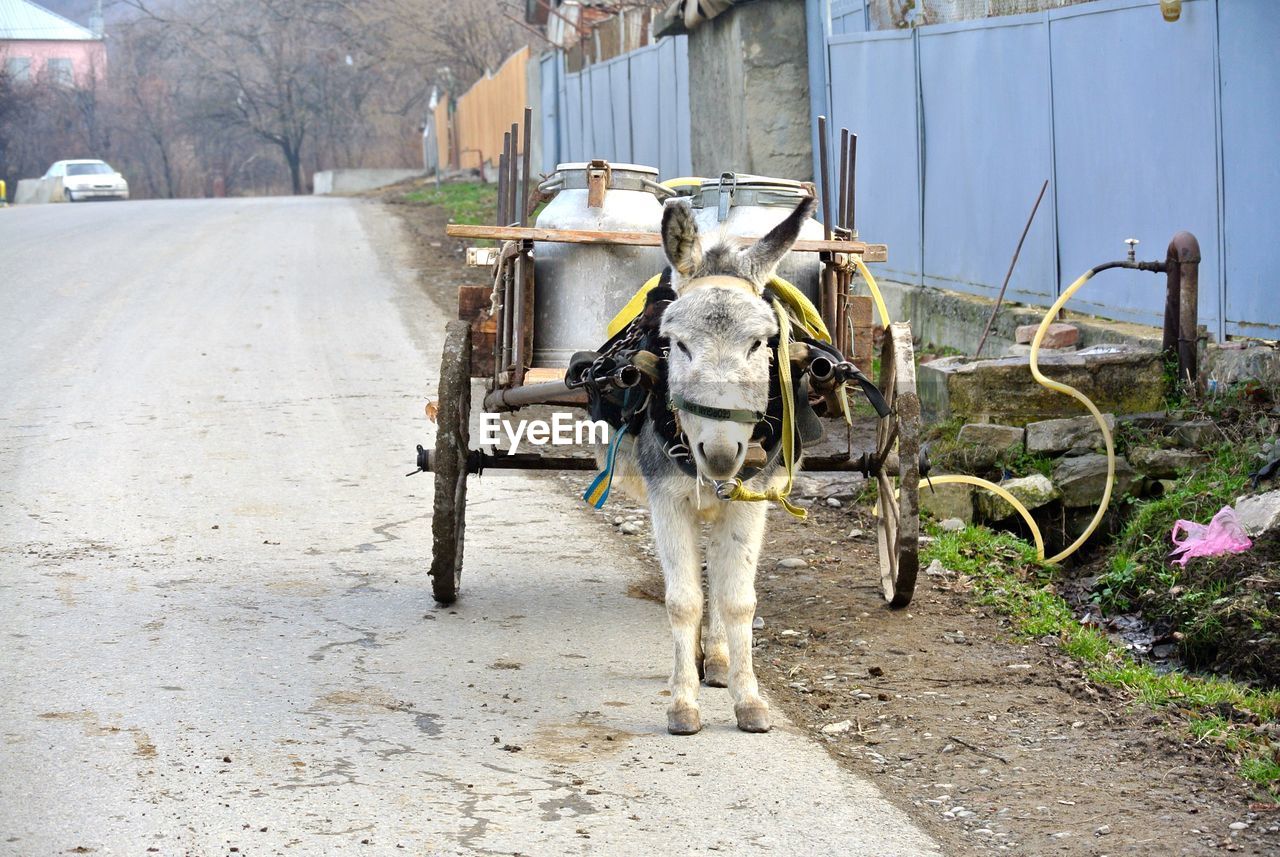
[1053,454,1137,508]
[938,517,966,532]
[957,422,1025,456]
[1025,413,1116,454]
[777,557,808,569]
[918,346,1164,425]
[619,521,643,535]
[920,478,975,523]
[925,559,952,577]
[1172,419,1217,447]
[1016,322,1079,348]
[825,497,843,508]
[1095,825,1112,836]
[1128,446,1208,479]
[752,616,765,631]
[847,527,864,539]
[1235,489,1280,537]
[1205,340,1280,388]
[1229,821,1248,831]
[976,473,1060,521]
[820,719,853,734]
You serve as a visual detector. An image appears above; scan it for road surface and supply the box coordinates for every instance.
[0,197,940,856]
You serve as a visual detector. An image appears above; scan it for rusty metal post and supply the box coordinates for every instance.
[508,122,520,225]
[1172,231,1201,387]
[848,133,857,236]
[520,107,533,227]
[817,116,836,334]
[1162,239,1180,362]
[497,135,510,225]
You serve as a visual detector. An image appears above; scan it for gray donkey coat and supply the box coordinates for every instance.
[609,196,817,734]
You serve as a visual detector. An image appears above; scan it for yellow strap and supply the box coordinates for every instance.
[852,255,892,331]
[661,177,706,189]
[727,299,807,519]
[606,273,663,339]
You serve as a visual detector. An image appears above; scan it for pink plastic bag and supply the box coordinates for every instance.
[1169,506,1252,566]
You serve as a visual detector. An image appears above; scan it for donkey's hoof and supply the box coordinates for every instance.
[734,702,771,733]
[667,706,702,735]
[702,658,729,688]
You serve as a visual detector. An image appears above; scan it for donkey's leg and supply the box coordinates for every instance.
[707,501,770,732]
[702,592,730,688]
[651,492,703,735]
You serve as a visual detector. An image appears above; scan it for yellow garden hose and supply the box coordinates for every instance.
[855,261,1114,565]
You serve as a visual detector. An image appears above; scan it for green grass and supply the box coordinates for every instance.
[924,522,1280,798]
[401,181,498,231]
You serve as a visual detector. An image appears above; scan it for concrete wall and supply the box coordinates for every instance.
[15,178,61,204]
[313,169,424,195]
[688,0,812,180]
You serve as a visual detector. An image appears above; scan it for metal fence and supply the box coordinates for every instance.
[817,0,1279,339]
[538,37,693,179]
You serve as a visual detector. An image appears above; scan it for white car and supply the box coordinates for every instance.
[44,159,130,202]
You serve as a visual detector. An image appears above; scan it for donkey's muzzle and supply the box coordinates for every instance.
[697,441,745,481]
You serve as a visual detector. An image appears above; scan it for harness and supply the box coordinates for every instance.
[570,269,885,519]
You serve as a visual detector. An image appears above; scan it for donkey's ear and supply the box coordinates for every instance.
[661,199,702,276]
[745,196,817,280]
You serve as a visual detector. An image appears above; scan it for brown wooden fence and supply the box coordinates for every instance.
[434,47,530,171]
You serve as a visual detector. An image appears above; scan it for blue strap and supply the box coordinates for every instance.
[583,423,629,509]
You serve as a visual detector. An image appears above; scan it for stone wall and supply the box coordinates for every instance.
[687,0,812,181]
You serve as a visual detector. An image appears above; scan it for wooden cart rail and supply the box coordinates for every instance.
[444,224,889,263]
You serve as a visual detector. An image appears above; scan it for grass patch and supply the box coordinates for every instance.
[400,181,498,237]
[924,522,1280,798]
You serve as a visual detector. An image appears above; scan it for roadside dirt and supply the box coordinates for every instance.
[385,194,1280,856]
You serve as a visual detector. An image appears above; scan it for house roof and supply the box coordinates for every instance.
[0,0,97,40]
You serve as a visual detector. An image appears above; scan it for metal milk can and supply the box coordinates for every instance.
[532,160,670,366]
[691,173,823,303]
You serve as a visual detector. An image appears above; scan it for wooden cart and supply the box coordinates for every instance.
[413,116,921,610]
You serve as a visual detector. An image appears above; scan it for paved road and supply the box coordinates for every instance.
[0,197,940,856]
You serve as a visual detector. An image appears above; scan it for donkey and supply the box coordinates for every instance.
[611,196,818,735]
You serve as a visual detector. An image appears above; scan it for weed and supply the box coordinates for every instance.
[923,522,1280,795]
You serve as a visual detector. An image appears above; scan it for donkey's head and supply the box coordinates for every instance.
[658,196,816,483]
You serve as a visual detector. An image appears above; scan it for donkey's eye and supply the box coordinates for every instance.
[675,341,691,358]
[748,340,763,356]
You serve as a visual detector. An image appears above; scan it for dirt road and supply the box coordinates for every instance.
[0,198,939,856]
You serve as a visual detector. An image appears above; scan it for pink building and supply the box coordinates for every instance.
[1,0,105,88]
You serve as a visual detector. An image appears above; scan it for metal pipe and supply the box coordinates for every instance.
[483,379,587,411]
[816,117,837,335]
[500,255,514,373]
[817,116,832,239]
[512,250,528,383]
[848,133,857,235]
[1172,231,1201,387]
[520,107,533,227]
[453,449,879,474]
[837,127,850,230]
[504,123,514,227]
[1163,239,1181,360]
[974,179,1049,357]
[497,137,510,225]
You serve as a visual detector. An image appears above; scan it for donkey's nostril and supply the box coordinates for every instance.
[697,442,706,458]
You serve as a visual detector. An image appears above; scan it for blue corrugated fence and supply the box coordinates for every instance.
[819,0,1279,338]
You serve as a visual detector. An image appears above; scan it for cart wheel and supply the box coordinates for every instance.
[430,320,472,605]
[875,322,921,608]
